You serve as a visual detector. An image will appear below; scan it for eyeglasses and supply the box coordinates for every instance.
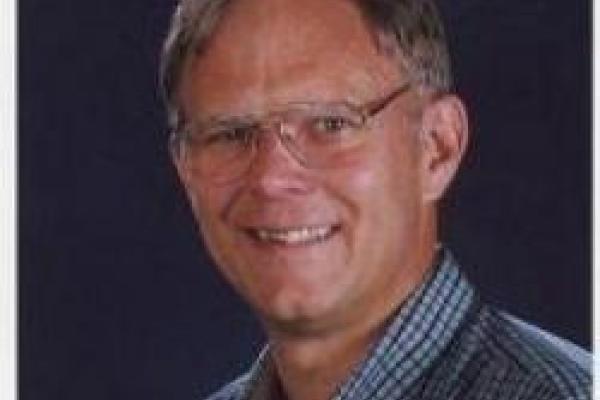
[170,82,411,183]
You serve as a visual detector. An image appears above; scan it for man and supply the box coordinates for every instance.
[159,0,591,399]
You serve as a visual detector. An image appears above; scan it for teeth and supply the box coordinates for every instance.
[254,226,333,244]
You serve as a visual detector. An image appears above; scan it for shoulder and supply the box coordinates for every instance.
[201,347,272,400]
[468,306,592,399]
[202,374,251,400]
[499,312,591,373]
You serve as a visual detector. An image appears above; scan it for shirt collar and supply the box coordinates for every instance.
[245,248,477,400]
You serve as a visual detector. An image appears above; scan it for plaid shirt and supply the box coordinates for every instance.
[205,249,591,400]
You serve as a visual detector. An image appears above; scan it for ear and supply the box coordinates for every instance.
[419,94,469,202]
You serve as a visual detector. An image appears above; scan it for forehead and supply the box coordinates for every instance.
[179,0,403,115]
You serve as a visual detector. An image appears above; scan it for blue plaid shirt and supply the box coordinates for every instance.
[205,249,591,400]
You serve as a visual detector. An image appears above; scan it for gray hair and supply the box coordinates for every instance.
[159,0,453,128]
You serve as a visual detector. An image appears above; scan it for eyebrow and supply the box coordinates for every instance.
[187,114,260,129]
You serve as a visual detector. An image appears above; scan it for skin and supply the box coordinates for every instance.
[173,0,468,399]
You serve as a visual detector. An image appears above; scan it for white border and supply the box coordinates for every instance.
[0,0,16,398]
[593,1,599,397]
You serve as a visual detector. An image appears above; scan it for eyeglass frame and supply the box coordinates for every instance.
[169,81,413,181]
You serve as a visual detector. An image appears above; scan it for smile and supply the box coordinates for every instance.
[246,224,340,245]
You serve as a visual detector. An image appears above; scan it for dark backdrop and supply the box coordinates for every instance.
[19,0,591,399]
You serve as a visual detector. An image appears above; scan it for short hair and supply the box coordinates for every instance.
[159,0,452,128]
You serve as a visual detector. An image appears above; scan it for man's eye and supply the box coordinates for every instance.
[314,117,348,132]
[310,116,361,138]
[205,125,257,145]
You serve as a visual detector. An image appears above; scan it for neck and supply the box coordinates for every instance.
[268,256,438,399]
[269,318,385,400]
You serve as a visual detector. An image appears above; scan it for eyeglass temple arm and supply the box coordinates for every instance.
[364,82,412,118]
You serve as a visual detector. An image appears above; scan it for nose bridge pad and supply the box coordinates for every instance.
[277,120,309,167]
[255,119,308,167]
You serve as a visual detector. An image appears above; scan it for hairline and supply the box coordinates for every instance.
[160,0,452,129]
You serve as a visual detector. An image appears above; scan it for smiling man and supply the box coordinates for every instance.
[159,0,591,399]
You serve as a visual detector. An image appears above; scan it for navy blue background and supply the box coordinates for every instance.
[20,0,591,399]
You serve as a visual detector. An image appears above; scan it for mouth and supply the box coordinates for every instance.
[244,224,341,246]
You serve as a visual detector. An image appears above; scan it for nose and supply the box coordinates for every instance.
[245,125,315,197]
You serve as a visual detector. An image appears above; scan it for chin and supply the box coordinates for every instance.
[252,284,348,336]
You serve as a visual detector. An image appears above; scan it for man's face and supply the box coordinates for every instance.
[175,0,441,335]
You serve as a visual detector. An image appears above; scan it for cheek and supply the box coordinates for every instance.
[327,135,424,250]
[186,175,236,220]
[189,182,253,289]
[331,134,422,207]
[184,179,239,252]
